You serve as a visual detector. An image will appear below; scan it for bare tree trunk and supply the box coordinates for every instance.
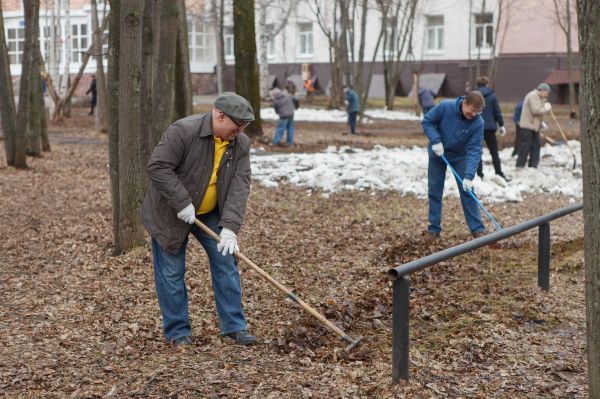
[489,0,510,85]
[38,48,50,152]
[257,0,270,98]
[91,0,108,131]
[139,0,156,171]
[212,0,225,93]
[173,0,193,120]
[150,0,178,150]
[117,0,146,253]
[339,0,352,87]
[14,0,37,169]
[475,0,486,79]
[60,0,72,117]
[0,1,18,166]
[27,1,43,157]
[577,2,600,396]
[565,0,576,118]
[233,0,263,137]
[107,0,121,254]
[467,0,473,91]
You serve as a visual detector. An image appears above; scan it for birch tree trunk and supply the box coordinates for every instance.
[257,1,269,99]
[0,1,18,166]
[577,1,600,396]
[117,0,145,253]
[233,0,263,137]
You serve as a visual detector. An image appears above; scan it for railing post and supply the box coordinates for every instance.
[392,275,410,384]
[538,222,551,291]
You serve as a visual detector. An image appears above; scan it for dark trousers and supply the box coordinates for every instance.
[511,124,521,156]
[348,111,358,134]
[477,129,504,177]
[515,128,540,168]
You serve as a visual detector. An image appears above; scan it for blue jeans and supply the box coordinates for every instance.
[427,155,485,234]
[273,117,295,145]
[348,111,358,134]
[151,209,247,342]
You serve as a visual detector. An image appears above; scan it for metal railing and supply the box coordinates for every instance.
[387,203,583,384]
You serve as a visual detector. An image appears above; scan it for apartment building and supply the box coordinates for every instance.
[2,0,579,101]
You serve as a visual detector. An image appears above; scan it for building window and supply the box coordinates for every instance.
[473,13,493,49]
[42,25,62,64]
[426,15,444,51]
[189,20,214,62]
[7,27,25,65]
[298,22,313,56]
[224,26,234,58]
[265,24,275,58]
[71,23,89,63]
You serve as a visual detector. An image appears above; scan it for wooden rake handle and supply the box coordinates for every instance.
[549,109,576,156]
[193,218,360,347]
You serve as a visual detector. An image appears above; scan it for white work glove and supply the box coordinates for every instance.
[217,228,239,256]
[541,121,549,130]
[498,126,506,136]
[432,143,444,157]
[176,203,196,224]
[543,102,552,112]
[462,178,474,192]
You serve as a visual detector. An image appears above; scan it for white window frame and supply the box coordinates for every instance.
[297,22,313,57]
[425,15,444,52]
[6,26,25,65]
[473,12,494,51]
[188,19,214,62]
[224,26,234,59]
[71,23,89,63]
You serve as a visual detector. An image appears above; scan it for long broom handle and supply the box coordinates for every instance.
[549,109,576,157]
[193,219,355,343]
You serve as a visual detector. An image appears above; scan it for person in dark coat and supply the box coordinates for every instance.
[418,87,436,115]
[511,99,524,157]
[475,76,509,181]
[270,87,299,147]
[86,75,97,116]
[343,85,360,135]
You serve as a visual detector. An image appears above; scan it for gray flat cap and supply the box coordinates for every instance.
[214,92,255,121]
[537,83,550,92]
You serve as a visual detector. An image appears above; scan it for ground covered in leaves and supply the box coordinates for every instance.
[0,110,587,398]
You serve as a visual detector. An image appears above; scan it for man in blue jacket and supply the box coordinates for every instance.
[422,91,486,238]
[475,76,509,181]
[343,85,360,134]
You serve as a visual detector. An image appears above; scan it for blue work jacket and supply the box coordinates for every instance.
[422,97,484,180]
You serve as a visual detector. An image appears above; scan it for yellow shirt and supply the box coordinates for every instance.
[198,136,229,214]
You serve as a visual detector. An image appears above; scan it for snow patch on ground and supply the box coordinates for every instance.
[251,141,582,203]
[260,107,421,122]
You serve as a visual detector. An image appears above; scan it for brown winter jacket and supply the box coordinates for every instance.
[519,89,550,131]
[141,113,251,255]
